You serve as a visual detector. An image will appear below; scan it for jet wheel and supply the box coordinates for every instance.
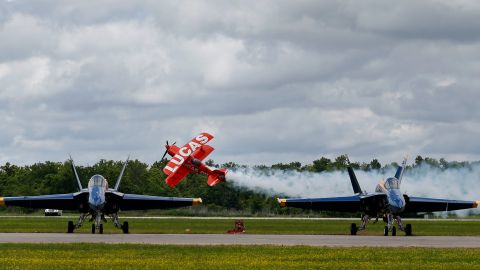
[383,226,388,236]
[391,226,396,236]
[405,224,412,236]
[122,221,129,234]
[67,221,74,233]
[91,224,96,234]
[350,223,357,235]
[99,224,104,234]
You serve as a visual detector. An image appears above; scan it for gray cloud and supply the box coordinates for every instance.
[1,0,480,166]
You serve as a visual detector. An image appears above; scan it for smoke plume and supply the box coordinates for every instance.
[229,164,480,215]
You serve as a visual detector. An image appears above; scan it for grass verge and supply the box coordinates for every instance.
[1,217,480,235]
[0,243,478,270]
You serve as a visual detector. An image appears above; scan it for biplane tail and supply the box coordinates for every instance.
[207,168,227,186]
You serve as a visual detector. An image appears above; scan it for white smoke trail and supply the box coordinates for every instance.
[228,164,480,215]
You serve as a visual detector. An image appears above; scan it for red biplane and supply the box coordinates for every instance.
[161,133,227,188]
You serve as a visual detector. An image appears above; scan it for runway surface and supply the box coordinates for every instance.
[1,233,480,247]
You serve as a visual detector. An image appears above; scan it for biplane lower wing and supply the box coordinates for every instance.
[165,166,191,188]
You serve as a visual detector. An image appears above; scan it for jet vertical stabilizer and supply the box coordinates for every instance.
[114,156,130,191]
[347,167,362,194]
[394,157,408,183]
[69,155,83,191]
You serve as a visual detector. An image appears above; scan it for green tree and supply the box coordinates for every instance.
[311,157,332,172]
[415,155,424,166]
[369,159,381,170]
[333,155,349,170]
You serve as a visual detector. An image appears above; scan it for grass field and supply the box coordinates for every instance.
[1,216,480,235]
[0,243,478,270]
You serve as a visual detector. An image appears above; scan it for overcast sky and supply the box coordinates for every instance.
[1,0,480,166]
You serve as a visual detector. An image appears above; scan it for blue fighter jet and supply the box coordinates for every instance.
[0,157,202,234]
[278,158,479,236]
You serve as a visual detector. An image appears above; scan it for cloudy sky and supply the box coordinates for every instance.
[1,0,480,166]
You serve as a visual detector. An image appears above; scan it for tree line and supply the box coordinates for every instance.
[0,156,477,216]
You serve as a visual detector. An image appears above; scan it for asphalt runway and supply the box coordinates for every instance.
[1,233,480,247]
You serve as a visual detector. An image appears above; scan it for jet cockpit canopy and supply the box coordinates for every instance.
[88,174,108,189]
[384,177,400,190]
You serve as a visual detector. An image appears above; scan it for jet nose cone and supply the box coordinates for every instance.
[388,198,405,213]
[387,190,405,213]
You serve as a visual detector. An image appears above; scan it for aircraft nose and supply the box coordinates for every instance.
[88,186,105,209]
[387,191,405,213]
[388,199,405,213]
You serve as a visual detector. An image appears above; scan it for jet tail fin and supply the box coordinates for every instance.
[114,155,130,191]
[394,157,408,183]
[207,168,227,186]
[347,166,362,194]
[69,155,83,191]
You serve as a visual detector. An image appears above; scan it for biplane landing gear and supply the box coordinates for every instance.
[67,221,74,233]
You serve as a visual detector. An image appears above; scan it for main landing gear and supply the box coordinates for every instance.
[350,214,412,236]
[67,221,74,233]
[350,214,371,235]
[66,212,129,234]
[110,212,129,234]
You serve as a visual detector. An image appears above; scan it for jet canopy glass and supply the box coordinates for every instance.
[88,175,108,189]
[384,177,400,189]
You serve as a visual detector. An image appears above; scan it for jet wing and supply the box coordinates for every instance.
[0,192,87,210]
[404,196,478,213]
[118,194,202,210]
[278,195,362,212]
[165,165,191,188]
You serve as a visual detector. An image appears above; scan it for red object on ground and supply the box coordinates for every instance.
[227,220,245,234]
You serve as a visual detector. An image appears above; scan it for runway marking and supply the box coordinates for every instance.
[1,233,480,247]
